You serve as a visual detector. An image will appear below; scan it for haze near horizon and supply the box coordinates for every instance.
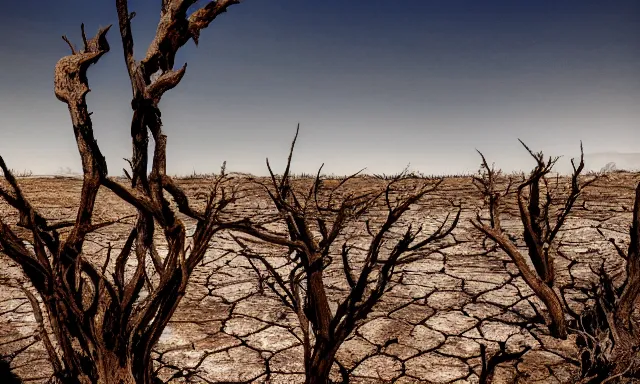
[0,0,638,176]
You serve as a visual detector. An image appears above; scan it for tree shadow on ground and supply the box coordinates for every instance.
[0,357,22,384]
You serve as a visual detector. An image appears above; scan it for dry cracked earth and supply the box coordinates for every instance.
[0,172,637,383]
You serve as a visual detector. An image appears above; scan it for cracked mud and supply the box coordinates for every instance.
[1,173,636,383]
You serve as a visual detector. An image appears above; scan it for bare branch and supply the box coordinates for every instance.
[232,130,459,382]
[61,35,76,54]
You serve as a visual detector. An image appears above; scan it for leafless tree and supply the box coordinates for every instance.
[0,1,242,383]
[229,128,461,384]
[574,182,640,382]
[468,141,640,383]
[471,141,596,340]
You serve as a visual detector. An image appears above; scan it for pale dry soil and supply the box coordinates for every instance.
[0,173,637,383]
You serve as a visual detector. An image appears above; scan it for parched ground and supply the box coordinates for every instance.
[0,172,637,383]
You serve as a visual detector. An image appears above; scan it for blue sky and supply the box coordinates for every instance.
[0,0,638,176]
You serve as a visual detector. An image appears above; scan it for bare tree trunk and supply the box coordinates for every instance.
[605,183,640,377]
[306,260,332,341]
[232,136,460,384]
[0,2,242,383]
[307,345,338,384]
[472,143,595,340]
[25,283,153,384]
[575,182,640,382]
[476,224,569,339]
[605,182,640,377]
[307,363,332,384]
[43,343,140,384]
[73,352,137,384]
[536,282,568,339]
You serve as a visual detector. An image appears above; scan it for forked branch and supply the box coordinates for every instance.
[0,1,243,382]
[230,129,461,383]
[471,141,596,339]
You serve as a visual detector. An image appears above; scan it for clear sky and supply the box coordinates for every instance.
[0,0,638,176]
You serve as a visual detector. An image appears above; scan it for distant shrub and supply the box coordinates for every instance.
[0,169,32,177]
[174,170,218,179]
[373,171,472,180]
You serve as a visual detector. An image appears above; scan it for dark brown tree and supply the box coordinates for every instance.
[0,1,241,383]
[574,182,640,382]
[471,141,596,340]
[230,128,461,384]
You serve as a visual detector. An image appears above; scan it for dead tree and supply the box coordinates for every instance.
[471,141,596,340]
[0,1,241,383]
[230,128,461,384]
[574,182,640,382]
[471,143,638,382]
